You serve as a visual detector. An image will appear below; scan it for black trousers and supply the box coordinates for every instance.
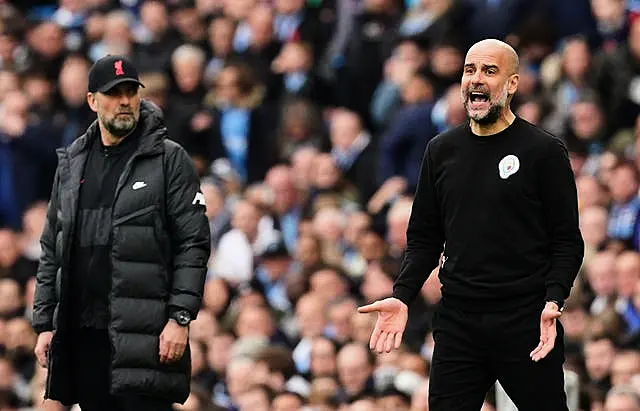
[70,328,173,411]
[429,300,568,411]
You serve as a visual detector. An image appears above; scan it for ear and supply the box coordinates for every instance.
[508,73,519,96]
[87,92,98,113]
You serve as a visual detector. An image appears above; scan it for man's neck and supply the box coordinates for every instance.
[470,109,516,136]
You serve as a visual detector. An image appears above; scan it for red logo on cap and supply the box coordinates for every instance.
[114,60,124,76]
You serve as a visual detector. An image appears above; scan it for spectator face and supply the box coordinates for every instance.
[59,57,90,106]
[311,337,337,377]
[226,358,256,403]
[231,201,260,242]
[562,38,590,83]
[378,394,410,411]
[398,352,427,376]
[24,75,53,107]
[103,12,133,48]
[312,208,345,243]
[0,230,19,269]
[271,393,304,411]
[310,269,348,302]
[207,333,234,373]
[275,0,305,14]
[585,338,616,381]
[461,43,518,124]
[249,6,274,48]
[351,311,376,345]
[0,279,22,318]
[295,235,321,268]
[608,165,639,204]
[630,19,640,60]
[28,22,64,59]
[350,398,380,411]
[337,344,373,395]
[215,67,243,106]
[611,352,640,386]
[312,155,341,190]
[327,300,357,342]
[580,206,608,248]
[0,33,17,64]
[591,0,626,29]
[358,231,386,262]
[0,71,19,104]
[576,176,605,209]
[209,17,235,56]
[515,101,542,125]
[291,147,318,189]
[296,294,327,338]
[571,100,602,141]
[615,252,640,299]
[560,306,588,341]
[235,306,274,338]
[431,45,463,79]
[0,90,29,136]
[344,212,371,248]
[224,0,257,20]
[266,166,297,214]
[362,262,393,303]
[0,358,15,390]
[88,83,141,138]
[604,394,640,411]
[189,310,218,344]
[173,56,204,93]
[587,252,617,298]
[201,182,225,219]
[237,387,270,411]
[330,111,362,151]
[4,317,36,352]
[140,1,169,37]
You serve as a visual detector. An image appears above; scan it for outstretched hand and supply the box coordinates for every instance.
[530,302,562,362]
[358,298,409,354]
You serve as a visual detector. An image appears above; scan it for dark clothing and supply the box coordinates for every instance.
[391,117,583,410]
[392,117,584,312]
[378,102,438,192]
[32,100,211,405]
[68,128,140,329]
[429,300,568,411]
[71,328,173,411]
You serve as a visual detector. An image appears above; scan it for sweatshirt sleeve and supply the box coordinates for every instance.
[392,140,445,307]
[537,137,584,303]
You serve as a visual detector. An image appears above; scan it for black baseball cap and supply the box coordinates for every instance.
[88,55,145,93]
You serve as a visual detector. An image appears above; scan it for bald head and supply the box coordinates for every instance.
[466,39,519,75]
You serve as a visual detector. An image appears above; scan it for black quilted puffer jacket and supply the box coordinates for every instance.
[32,100,211,405]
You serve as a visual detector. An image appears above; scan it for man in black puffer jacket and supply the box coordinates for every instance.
[31,55,211,411]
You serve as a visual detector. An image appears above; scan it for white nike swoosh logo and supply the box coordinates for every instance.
[132,182,147,190]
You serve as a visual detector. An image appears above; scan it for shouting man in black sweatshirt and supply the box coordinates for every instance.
[358,39,584,411]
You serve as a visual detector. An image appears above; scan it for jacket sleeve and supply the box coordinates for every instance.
[165,145,211,318]
[538,137,584,303]
[392,140,445,307]
[32,167,61,334]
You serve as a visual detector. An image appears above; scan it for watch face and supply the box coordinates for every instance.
[177,311,190,325]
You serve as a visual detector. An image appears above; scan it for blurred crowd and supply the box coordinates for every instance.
[0,0,639,410]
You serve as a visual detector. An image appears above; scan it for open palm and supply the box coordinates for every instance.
[358,297,409,354]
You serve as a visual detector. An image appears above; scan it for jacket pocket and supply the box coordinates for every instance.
[113,205,158,226]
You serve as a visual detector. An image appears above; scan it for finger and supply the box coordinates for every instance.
[358,302,380,314]
[534,330,557,361]
[530,341,543,358]
[384,332,395,353]
[375,332,388,354]
[370,326,382,351]
[159,340,169,363]
[394,332,403,349]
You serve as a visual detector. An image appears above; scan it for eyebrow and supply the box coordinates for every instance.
[464,63,500,71]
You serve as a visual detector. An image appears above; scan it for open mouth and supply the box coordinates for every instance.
[469,92,489,103]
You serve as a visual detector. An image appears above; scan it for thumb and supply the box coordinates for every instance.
[358,301,382,314]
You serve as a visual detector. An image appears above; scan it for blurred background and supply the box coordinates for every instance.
[0,0,639,410]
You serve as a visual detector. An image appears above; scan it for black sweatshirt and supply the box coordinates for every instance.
[392,117,584,312]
